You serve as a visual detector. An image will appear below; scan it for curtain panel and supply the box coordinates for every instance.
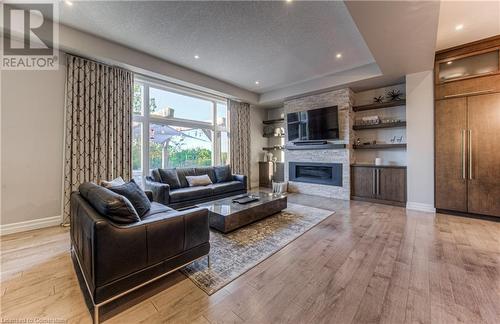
[62,55,134,224]
[229,100,251,189]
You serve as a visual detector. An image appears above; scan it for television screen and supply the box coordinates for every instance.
[287,106,339,142]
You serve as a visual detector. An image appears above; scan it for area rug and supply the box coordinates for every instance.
[181,203,334,295]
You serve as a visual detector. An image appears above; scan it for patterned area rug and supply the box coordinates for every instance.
[181,203,334,295]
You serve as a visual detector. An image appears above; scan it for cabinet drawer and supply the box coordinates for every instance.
[435,73,500,100]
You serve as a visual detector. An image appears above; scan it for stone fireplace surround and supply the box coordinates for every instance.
[284,88,354,200]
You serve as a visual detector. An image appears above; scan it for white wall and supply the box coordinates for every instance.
[249,106,267,188]
[1,53,66,232]
[406,71,435,212]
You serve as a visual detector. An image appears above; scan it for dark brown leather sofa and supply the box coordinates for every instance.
[70,182,210,323]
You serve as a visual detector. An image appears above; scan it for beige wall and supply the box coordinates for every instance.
[1,53,66,228]
[406,71,435,212]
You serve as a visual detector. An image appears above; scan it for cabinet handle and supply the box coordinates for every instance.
[373,169,376,195]
[468,129,473,180]
[444,89,494,98]
[461,129,466,179]
[377,169,381,195]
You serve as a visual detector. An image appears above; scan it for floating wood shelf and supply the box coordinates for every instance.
[353,99,406,112]
[263,134,285,138]
[262,146,284,151]
[263,118,285,124]
[353,121,406,130]
[353,144,407,150]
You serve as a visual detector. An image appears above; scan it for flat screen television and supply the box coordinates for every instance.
[287,106,339,142]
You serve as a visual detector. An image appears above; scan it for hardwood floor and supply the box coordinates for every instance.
[1,193,499,323]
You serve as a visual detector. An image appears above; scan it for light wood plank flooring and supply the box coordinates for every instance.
[1,194,499,323]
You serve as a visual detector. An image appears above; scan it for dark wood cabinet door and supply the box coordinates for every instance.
[377,168,406,203]
[467,93,500,217]
[259,162,273,188]
[435,98,468,212]
[351,167,375,198]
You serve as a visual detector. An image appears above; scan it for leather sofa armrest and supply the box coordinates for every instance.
[71,193,148,292]
[233,174,248,189]
[144,190,153,202]
[144,176,170,205]
[175,207,210,249]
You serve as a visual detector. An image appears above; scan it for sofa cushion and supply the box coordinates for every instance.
[79,182,140,224]
[158,168,181,189]
[195,166,216,183]
[169,186,213,203]
[108,180,151,217]
[209,181,245,195]
[214,165,232,183]
[176,168,196,188]
[151,169,162,182]
[186,174,213,187]
[141,202,173,219]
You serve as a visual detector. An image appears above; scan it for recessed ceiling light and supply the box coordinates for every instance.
[255,81,260,85]
[65,0,73,6]
[455,24,464,31]
[336,53,342,59]
[447,61,453,65]
[286,0,293,3]
[194,55,200,59]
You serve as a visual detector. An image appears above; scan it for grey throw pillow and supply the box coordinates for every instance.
[185,174,213,187]
[195,167,217,183]
[109,179,151,217]
[158,168,181,189]
[79,182,140,224]
[214,165,233,183]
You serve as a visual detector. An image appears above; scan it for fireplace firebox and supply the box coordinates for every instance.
[289,162,342,186]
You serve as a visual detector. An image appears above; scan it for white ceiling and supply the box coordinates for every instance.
[437,1,500,51]
[57,1,446,105]
[59,1,375,94]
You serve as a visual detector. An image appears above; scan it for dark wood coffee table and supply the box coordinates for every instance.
[198,192,287,233]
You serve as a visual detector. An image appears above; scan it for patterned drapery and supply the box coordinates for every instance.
[62,55,133,224]
[229,99,251,189]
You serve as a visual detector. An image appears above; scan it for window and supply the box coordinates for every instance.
[132,79,230,187]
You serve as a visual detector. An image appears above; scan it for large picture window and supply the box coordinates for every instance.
[132,78,229,186]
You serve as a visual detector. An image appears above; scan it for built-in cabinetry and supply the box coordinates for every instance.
[259,162,284,188]
[434,35,500,218]
[350,85,407,207]
[351,165,407,207]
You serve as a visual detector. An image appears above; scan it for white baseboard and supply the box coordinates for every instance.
[0,215,62,236]
[406,202,436,213]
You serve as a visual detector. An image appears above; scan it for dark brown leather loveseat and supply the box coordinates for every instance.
[70,182,210,323]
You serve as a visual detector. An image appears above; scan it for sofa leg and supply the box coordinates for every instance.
[94,305,99,324]
[207,254,211,268]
